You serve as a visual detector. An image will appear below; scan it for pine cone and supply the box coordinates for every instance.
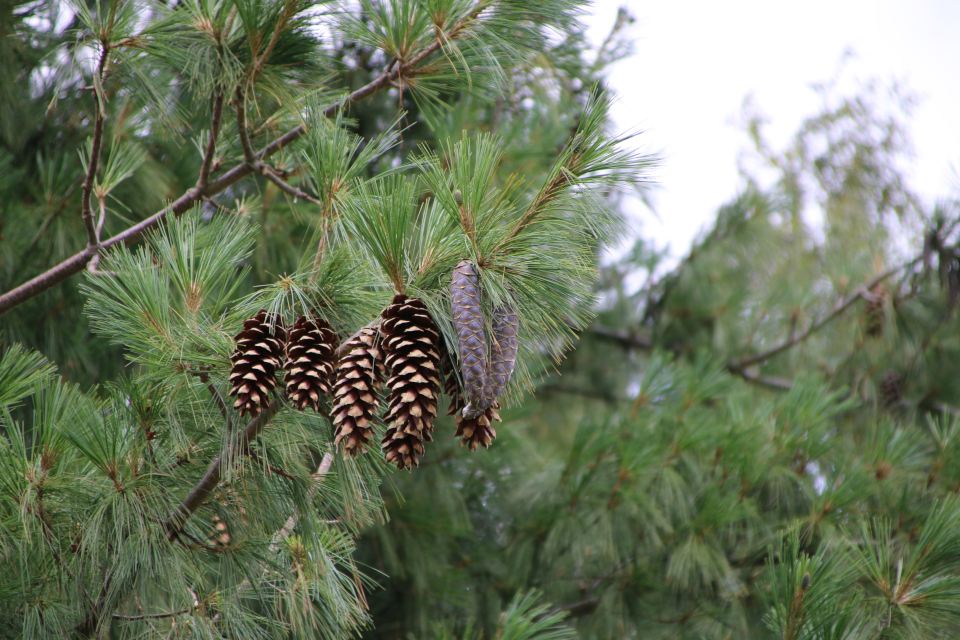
[455,405,501,451]
[864,284,887,337]
[483,300,519,407]
[451,260,487,418]
[380,294,442,470]
[284,316,339,412]
[209,514,231,548]
[332,326,384,457]
[229,309,286,418]
[879,371,903,408]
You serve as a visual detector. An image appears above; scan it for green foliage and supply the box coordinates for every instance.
[6,1,960,639]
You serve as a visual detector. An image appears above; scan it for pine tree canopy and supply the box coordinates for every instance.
[2,1,960,639]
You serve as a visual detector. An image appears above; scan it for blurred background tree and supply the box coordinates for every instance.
[4,1,960,640]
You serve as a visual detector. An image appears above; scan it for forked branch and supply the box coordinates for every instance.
[0,1,489,317]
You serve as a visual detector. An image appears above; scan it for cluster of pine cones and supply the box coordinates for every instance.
[225,261,518,470]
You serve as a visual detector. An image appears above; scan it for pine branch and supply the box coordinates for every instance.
[585,326,793,390]
[163,397,281,539]
[586,324,654,350]
[0,3,488,317]
[204,452,336,625]
[193,371,232,432]
[735,256,922,369]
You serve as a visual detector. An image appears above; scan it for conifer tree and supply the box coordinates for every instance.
[0,0,648,638]
[10,1,960,639]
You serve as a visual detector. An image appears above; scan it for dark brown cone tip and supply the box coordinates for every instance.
[228,309,286,418]
[380,295,442,470]
[332,326,384,457]
[455,405,501,451]
[283,315,339,413]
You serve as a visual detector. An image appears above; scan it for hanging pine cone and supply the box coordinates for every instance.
[455,406,501,451]
[483,300,519,408]
[863,284,887,337]
[332,326,384,457]
[229,309,286,418]
[284,315,339,412]
[451,260,487,418]
[380,294,442,470]
[879,371,904,409]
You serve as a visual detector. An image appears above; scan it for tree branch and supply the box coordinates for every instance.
[113,608,193,621]
[585,326,793,390]
[0,4,482,316]
[164,398,281,539]
[194,371,232,432]
[197,89,225,188]
[260,164,323,206]
[734,257,922,369]
[235,86,259,168]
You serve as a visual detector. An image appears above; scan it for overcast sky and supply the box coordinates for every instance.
[584,0,960,260]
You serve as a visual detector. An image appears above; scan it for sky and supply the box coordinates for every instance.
[584,0,960,261]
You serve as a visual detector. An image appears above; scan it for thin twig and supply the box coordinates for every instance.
[260,164,323,206]
[210,452,336,623]
[585,325,793,390]
[113,608,193,621]
[80,44,110,250]
[38,514,98,615]
[197,88,225,187]
[235,86,259,168]
[196,371,232,432]
[8,182,79,285]
[96,196,107,240]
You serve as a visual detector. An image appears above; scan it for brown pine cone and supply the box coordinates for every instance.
[332,326,384,457]
[380,294,441,470]
[284,316,339,412]
[229,309,286,418]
